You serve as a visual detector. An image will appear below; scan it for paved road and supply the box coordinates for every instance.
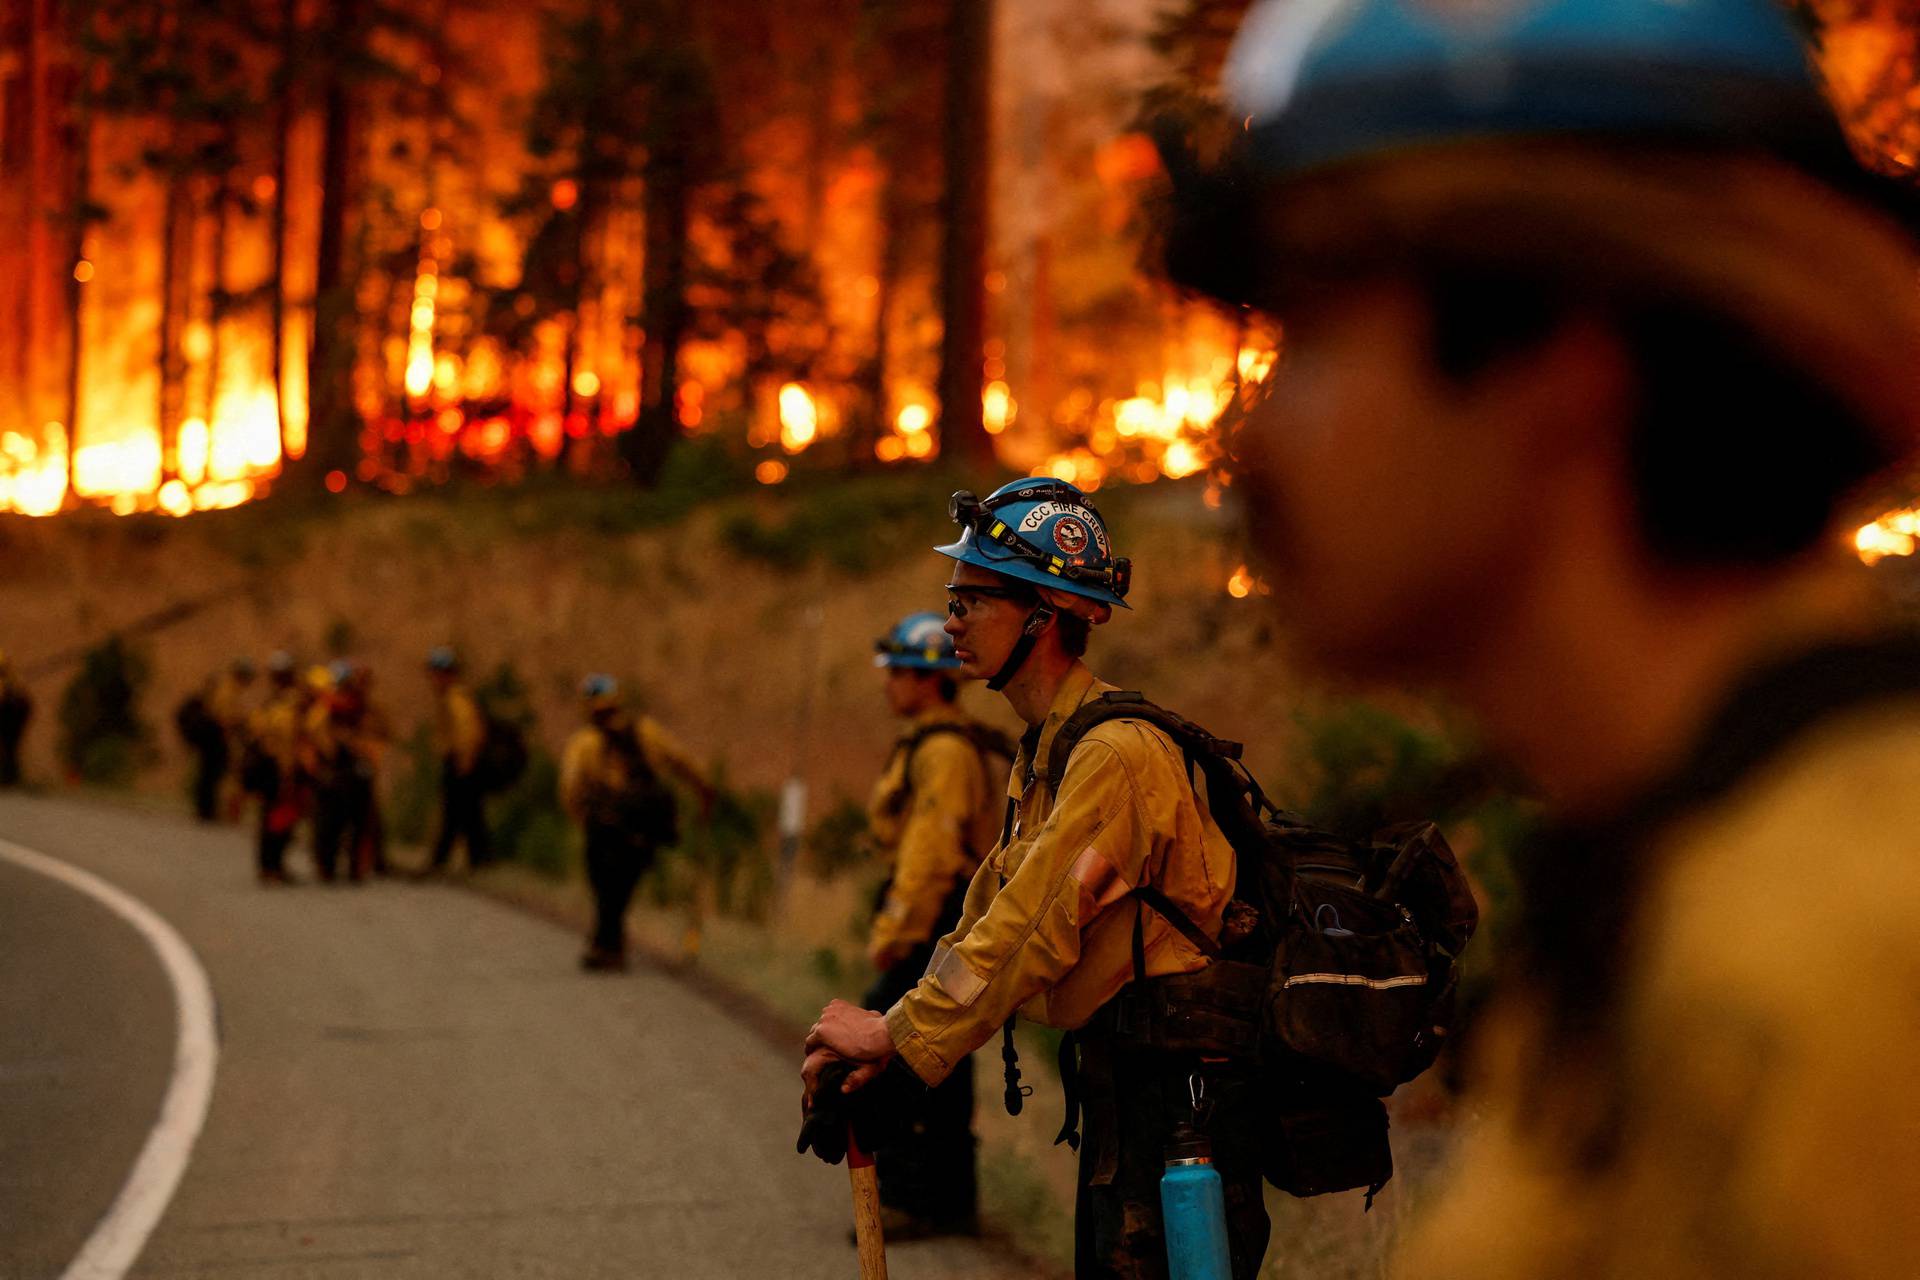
[0,793,1019,1280]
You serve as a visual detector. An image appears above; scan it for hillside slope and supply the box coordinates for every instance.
[0,473,1307,806]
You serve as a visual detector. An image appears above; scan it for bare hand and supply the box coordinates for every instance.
[801,999,894,1097]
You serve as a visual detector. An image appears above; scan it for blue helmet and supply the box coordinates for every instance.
[1220,0,1844,181]
[875,612,962,671]
[936,480,1132,609]
[581,673,620,709]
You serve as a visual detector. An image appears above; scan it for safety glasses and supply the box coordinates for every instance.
[944,585,1034,618]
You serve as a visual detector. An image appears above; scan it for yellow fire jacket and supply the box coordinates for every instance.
[866,707,1001,957]
[435,683,484,776]
[885,663,1236,1087]
[1399,700,1920,1279]
[558,715,708,826]
[247,687,304,771]
[204,672,250,734]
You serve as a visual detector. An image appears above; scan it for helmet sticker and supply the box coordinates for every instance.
[1018,501,1081,532]
[904,618,947,648]
[1019,501,1109,557]
[1053,516,1090,557]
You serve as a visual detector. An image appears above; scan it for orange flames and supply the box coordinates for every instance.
[1855,506,1920,564]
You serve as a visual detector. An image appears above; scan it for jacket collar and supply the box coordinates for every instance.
[1016,662,1105,790]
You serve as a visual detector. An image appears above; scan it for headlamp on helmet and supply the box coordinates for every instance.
[945,484,1132,602]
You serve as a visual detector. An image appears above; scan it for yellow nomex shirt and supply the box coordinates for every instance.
[866,707,999,956]
[886,663,1236,1087]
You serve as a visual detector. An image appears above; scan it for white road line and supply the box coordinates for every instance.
[0,836,219,1280]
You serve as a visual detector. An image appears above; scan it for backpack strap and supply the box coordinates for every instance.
[1044,691,1272,951]
[600,720,658,786]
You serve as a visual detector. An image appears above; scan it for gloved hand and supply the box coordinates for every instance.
[797,1059,856,1164]
[797,1058,921,1165]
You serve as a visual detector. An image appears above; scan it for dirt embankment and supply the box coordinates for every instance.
[0,477,1310,804]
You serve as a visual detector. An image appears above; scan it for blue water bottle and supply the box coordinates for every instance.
[1160,1118,1233,1280]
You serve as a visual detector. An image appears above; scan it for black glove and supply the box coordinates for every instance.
[797,1058,924,1165]
[797,1060,856,1164]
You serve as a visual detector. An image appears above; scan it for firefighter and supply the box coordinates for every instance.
[309,660,390,882]
[422,646,490,875]
[558,674,714,970]
[858,611,1006,1238]
[183,657,255,821]
[0,650,30,787]
[245,651,306,884]
[1166,1,1920,1275]
[803,481,1265,1277]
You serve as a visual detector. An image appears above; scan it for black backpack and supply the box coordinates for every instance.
[174,693,223,752]
[474,715,528,793]
[884,720,1018,832]
[591,723,680,847]
[1046,691,1479,1201]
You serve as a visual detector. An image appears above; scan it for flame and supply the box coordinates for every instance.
[1856,505,1920,564]
[1226,564,1254,598]
[778,382,818,452]
[983,381,1015,434]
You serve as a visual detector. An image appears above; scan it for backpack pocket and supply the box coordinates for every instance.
[1269,881,1434,1095]
[1257,1077,1392,1199]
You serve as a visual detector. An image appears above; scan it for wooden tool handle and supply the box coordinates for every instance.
[847,1127,888,1280]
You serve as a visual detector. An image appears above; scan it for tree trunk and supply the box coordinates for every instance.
[64,21,95,504]
[301,0,364,489]
[157,160,189,483]
[935,0,994,469]
[205,170,231,439]
[854,169,905,470]
[23,0,53,492]
[626,147,691,487]
[270,0,296,462]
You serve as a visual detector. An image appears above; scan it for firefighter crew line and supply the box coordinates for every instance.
[153,647,713,973]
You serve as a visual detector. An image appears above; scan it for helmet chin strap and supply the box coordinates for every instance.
[988,604,1055,692]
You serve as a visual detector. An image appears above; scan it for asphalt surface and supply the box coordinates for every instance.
[0,792,1019,1279]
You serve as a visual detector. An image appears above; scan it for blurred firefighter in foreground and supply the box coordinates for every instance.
[176,657,255,821]
[0,650,30,787]
[308,660,390,882]
[559,674,714,970]
[422,646,491,875]
[804,482,1267,1277]
[243,651,306,884]
[1168,0,1920,1274]
[858,612,1008,1238]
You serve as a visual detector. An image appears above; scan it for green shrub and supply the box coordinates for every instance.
[660,763,777,918]
[490,747,574,879]
[386,721,439,844]
[57,635,151,784]
[719,468,962,574]
[804,795,871,878]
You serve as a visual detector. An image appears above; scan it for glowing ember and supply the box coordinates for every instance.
[1226,564,1254,598]
[778,382,819,453]
[755,458,790,485]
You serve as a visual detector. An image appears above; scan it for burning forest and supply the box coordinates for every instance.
[1,0,1918,562]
